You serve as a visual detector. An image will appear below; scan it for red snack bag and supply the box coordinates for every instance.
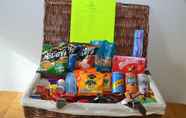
[36,85,46,94]
[112,56,146,74]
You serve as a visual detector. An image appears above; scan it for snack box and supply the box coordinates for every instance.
[112,56,146,73]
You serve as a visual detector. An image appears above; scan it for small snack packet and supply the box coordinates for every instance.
[75,68,104,96]
[102,73,112,94]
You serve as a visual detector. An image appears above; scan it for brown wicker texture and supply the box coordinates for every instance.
[115,4,149,57]
[23,0,152,117]
[44,0,71,43]
[24,106,162,118]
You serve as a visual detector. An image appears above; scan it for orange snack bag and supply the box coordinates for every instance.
[75,68,104,96]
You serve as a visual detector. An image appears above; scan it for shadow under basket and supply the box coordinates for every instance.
[22,0,166,117]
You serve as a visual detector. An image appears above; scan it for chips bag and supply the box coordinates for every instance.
[90,40,115,72]
[75,68,104,96]
[39,42,68,79]
[68,43,97,70]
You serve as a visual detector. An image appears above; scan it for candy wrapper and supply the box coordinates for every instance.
[75,68,104,96]
[57,79,65,92]
[112,56,146,74]
[90,40,115,72]
[39,42,68,79]
[68,43,97,70]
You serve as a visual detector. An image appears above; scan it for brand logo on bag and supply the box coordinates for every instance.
[113,79,124,89]
[80,47,96,58]
[42,48,67,61]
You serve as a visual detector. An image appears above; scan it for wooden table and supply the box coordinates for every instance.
[0,91,186,118]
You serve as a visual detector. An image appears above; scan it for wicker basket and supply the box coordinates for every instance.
[43,0,149,57]
[22,0,166,117]
[23,74,165,118]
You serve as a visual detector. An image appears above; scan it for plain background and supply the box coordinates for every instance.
[0,0,185,104]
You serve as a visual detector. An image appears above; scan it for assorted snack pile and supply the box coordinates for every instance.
[31,39,156,106]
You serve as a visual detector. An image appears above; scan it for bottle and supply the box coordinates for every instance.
[125,67,138,94]
[137,73,149,95]
[125,72,138,94]
[112,72,124,94]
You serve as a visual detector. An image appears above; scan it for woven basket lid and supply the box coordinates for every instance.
[44,0,149,57]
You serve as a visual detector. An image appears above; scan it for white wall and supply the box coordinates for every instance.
[0,0,43,91]
[147,0,186,104]
[0,0,186,104]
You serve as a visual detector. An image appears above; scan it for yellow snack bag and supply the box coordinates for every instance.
[75,68,104,96]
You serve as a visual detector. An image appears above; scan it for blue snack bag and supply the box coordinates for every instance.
[91,40,116,72]
[104,41,116,58]
[90,40,105,58]
[67,54,77,72]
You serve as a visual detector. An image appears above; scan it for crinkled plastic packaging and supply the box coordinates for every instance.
[68,43,97,70]
[90,40,115,72]
[67,54,77,72]
[39,42,68,79]
[65,72,77,96]
[75,68,104,96]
